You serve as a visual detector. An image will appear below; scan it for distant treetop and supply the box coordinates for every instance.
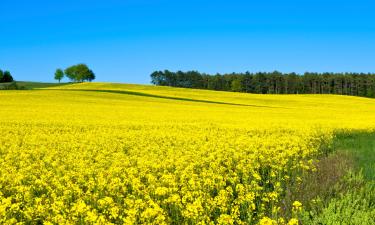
[0,69,14,83]
[54,64,95,83]
[54,69,64,83]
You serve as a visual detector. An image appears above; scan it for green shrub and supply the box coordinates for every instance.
[0,82,26,90]
[300,172,375,225]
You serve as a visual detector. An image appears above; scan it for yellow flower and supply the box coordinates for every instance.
[258,217,277,225]
[1,82,374,224]
[287,218,299,225]
[217,214,234,225]
[292,201,303,211]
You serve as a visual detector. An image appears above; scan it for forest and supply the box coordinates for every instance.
[151,70,375,97]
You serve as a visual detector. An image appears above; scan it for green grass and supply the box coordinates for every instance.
[299,133,375,224]
[0,82,12,88]
[300,172,375,225]
[14,81,70,89]
[333,132,375,181]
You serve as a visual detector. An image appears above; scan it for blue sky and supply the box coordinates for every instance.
[1,0,374,84]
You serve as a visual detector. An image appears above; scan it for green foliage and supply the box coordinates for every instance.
[281,152,354,219]
[64,64,95,82]
[297,132,375,224]
[332,132,375,180]
[0,82,25,90]
[231,77,243,92]
[0,81,70,90]
[300,173,374,225]
[54,68,64,83]
[151,70,375,97]
[0,69,14,83]
[15,81,70,89]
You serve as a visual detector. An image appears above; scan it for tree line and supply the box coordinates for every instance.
[0,69,14,83]
[151,70,375,97]
[55,64,95,83]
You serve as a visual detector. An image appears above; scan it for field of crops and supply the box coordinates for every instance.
[1,83,375,224]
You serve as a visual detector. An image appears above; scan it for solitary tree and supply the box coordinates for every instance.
[54,69,64,83]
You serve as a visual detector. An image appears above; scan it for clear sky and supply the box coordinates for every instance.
[1,0,374,84]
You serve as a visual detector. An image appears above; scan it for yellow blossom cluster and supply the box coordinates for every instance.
[1,83,375,224]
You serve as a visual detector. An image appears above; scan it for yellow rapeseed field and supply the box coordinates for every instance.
[1,83,375,224]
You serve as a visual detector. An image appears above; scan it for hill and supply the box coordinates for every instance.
[0,82,374,224]
[44,82,375,129]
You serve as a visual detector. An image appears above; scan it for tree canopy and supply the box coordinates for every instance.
[56,64,95,82]
[54,69,64,83]
[0,69,14,83]
[151,70,375,98]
